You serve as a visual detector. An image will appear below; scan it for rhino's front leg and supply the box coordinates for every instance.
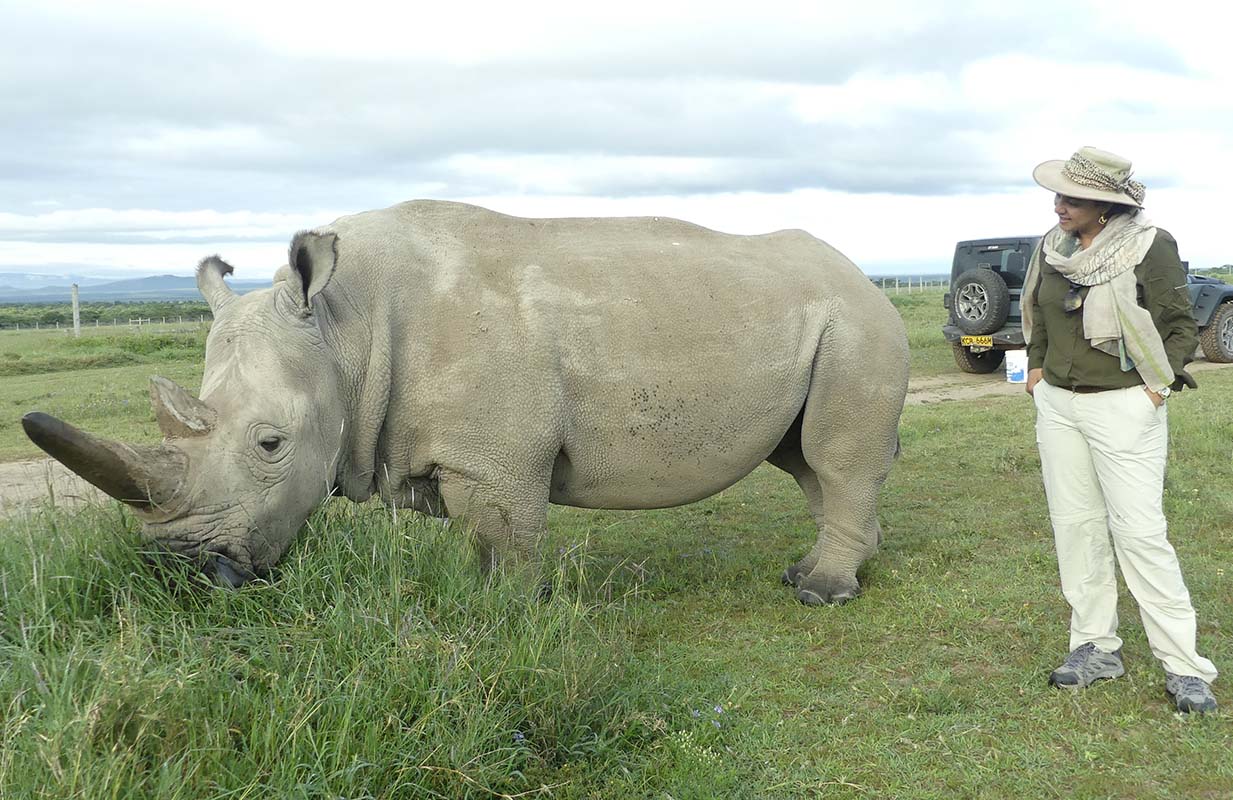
[436,467,548,579]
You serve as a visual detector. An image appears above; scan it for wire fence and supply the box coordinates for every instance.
[874,277,949,294]
[0,315,214,333]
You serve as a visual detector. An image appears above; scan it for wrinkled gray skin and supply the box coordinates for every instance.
[24,201,909,603]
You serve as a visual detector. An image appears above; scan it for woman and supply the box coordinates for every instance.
[1024,146,1218,713]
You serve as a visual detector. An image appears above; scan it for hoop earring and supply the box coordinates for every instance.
[1099,214,1108,225]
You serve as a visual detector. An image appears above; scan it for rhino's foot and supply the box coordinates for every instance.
[780,558,819,588]
[795,573,861,606]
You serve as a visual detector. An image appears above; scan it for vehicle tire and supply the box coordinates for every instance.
[952,268,1011,335]
[952,342,1005,374]
[1199,302,1233,363]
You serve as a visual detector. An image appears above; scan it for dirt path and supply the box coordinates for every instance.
[906,357,1231,405]
[3,360,1230,517]
[0,457,107,516]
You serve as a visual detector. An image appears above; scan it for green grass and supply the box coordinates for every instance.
[0,327,205,461]
[0,327,206,377]
[0,362,204,462]
[2,286,1232,798]
[887,291,957,377]
[1,506,658,798]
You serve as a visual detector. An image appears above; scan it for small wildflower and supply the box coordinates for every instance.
[690,709,700,719]
[711,719,722,729]
[713,705,724,714]
[512,731,525,743]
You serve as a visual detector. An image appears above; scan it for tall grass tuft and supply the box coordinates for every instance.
[0,501,665,798]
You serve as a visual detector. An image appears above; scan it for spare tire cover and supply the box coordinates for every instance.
[952,268,1011,335]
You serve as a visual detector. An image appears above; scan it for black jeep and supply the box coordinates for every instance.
[943,237,1233,373]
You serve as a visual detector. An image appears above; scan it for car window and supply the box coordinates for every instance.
[953,244,1032,288]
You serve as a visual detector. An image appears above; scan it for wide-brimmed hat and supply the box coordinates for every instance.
[1032,146,1146,208]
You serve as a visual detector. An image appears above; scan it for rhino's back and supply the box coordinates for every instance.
[323,201,902,509]
[327,199,875,300]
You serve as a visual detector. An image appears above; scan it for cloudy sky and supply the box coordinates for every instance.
[3,0,1231,281]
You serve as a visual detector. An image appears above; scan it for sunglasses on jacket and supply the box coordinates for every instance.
[1063,282,1084,313]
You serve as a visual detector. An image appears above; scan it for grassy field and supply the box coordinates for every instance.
[2,293,1231,798]
[887,290,958,378]
[0,325,206,461]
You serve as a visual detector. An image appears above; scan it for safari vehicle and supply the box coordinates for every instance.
[943,237,1233,373]
[1190,272,1233,363]
[941,237,1038,373]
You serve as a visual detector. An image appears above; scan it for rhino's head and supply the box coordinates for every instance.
[23,232,345,588]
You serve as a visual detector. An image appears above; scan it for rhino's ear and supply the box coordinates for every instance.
[150,376,216,439]
[197,256,236,313]
[286,231,337,313]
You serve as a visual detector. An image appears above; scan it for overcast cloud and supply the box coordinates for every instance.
[2,0,1231,279]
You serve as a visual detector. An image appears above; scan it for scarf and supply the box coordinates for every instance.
[1022,210,1174,391]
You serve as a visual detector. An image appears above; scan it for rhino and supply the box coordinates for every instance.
[22,200,909,604]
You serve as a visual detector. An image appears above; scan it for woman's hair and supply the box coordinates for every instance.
[1106,202,1137,218]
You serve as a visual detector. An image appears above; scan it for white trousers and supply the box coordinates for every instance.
[1034,380,1217,683]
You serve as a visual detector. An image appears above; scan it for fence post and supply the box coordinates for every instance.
[71,284,81,337]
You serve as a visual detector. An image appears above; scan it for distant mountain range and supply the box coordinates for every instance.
[0,274,268,303]
[0,272,119,291]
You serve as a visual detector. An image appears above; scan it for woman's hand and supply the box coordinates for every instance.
[1026,368,1043,396]
[1144,386,1165,407]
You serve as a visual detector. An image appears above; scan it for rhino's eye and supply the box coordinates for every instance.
[259,436,283,454]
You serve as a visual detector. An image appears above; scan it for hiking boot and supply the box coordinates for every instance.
[1049,643,1125,688]
[1165,672,1218,714]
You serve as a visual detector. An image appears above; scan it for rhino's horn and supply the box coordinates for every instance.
[21,412,188,511]
[150,376,216,439]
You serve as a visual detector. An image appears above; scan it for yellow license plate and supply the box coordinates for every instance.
[961,335,993,347]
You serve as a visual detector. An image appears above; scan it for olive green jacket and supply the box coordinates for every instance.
[1026,229,1197,390]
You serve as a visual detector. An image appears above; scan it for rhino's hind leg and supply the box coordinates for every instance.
[765,413,825,588]
[774,324,906,606]
[436,467,549,582]
[767,431,873,605]
[772,434,889,605]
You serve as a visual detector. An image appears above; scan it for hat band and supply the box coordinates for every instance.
[1061,153,1146,204]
